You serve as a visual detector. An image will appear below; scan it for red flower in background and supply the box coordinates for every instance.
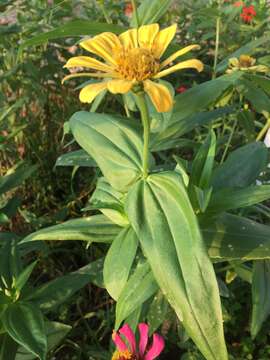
[125,2,133,17]
[240,5,256,23]
[176,85,187,94]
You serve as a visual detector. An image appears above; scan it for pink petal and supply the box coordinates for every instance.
[138,323,149,356]
[144,334,165,360]
[112,331,128,352]
[119,324,136,353]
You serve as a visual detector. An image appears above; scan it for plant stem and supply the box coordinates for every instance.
[131,0,139,27]
[220,117,237,164]
[212,16,221,79]
[98,1,112,24]
[256,117,270,141]
[135,91,151,179]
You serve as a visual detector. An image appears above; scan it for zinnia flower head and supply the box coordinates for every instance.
[112,323,164,360]
[240,5,256,22]
[62,24,203,113]
[226,54,269,73]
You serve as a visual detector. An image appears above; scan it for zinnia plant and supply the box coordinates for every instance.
[112,323,164,360]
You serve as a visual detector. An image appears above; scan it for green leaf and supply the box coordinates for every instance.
[88,177,129,226]
[18,20,125,56]
[25,259,104,311]
[15,261,37,293]
[203,213,270,260]
[0,239,22,290]
[20,215,120,244]
[104,227,138,300]
[2,302,47,360]
[237,78,270,114]
[251,260,270,338]
[131,0,173,26]
[0,164,37,195]
[69,111,153,192]
[147,291,169,334]
[115,260,158,329]
[217,35,270,73]
[211,142,267,190]
[191,130,216,189]
[55,150,96,168]
[126,172,228,360]
[0,334,18,360]
[208,185,270,213]
[16,321,71,360]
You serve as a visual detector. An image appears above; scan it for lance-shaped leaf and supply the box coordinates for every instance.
[208,185,270,213]
[25,259,104,311]
[20,215,120,244]
[126,171,228,360]
[104,227,138,300]
[115,260,158,329]
[87,177,129,226]
[203,213,270,260]
[131,0,174,26]
[69,111,154,192]
[251,260,270,338]
[211,142,267,190]
[2,302,47,360]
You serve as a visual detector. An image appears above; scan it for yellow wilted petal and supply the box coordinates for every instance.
[152,24,177,59]
[119,29,138,49]
[64,56,113,73]
[161,45,200,69]
[80,32,121,65]
[154,59,204,79]
[138,24,159,49]
[107,79,133,94]
[79,82,108,103]
[62,72,117,84]
[144,80,173,113]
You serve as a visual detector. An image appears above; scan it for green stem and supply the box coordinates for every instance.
[98,1,112,24]
[220,117,237,164]
[212,16,221,79]
[135,91,151,179]
[131,0,139,27]
[256,117,270,142]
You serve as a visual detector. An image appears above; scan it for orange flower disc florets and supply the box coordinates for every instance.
[115,48,160,81]
[112,350,138,360]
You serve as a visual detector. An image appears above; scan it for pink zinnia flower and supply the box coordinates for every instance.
[112,323,165,360]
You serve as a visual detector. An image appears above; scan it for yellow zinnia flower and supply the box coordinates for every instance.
[226,54,269,74]
[62,23,203,113]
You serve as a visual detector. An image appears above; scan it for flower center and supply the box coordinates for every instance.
[238,55,255,68]
[112,350,138,360]
[115,48,160,81]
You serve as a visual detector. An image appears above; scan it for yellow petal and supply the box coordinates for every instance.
[161,45,200,68]
[154,59,204,79]
[107,79,133,94]
[79,82,108,103]
[152,24,177,59]
[119,29,138,49]
[62,72,116,84]
[80,32,122,65]
[144,80,173,113]
[138,23,159,49]
[64,56,113,73]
